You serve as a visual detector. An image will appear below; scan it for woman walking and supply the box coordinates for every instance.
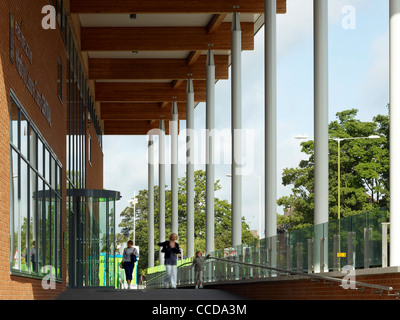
[158,233,181,289]
[122,240,138,289]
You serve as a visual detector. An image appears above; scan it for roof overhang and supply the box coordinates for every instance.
[65,0,287,135]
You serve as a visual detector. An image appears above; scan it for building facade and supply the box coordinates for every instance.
[0,0,118,299]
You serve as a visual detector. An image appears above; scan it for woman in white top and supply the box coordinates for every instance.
[122,240,138,289]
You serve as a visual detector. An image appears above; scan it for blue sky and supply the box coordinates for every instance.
[103,0,390,238]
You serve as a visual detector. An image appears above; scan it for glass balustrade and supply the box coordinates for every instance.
[146,208,389,288]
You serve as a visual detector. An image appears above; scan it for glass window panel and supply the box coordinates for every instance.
[57,196,62,278]
[37,178,44,276]
[29,127,37,169]
[20,113,28,160]
[51,157,56,189]
[66,135,70,178]
[51,191,56,270]
[21,159,28,273]
[57,166,61,196]
[45,182,51,268]
[44,148,50,182]
[11,149,19,271]
[10,101,19,148]
[38,138,44,177]
[108,200,115,287]
[29,168,38,274]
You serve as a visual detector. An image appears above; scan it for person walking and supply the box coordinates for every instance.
[192,251,210,289]
[158,233,180,289]
[122,240,138,289]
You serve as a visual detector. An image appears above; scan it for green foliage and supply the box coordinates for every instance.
[278,108,389,231]
[117,170,257,276]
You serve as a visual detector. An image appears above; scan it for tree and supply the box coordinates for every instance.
[117,170,257,276]
[278,108,389,231]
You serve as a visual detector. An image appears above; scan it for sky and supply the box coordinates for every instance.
[103,0,390,238]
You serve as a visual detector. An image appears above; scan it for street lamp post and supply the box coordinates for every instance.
[129,191,138,246]
[226,174,262,239]
[295,135,380,220]
[295,135,380,267]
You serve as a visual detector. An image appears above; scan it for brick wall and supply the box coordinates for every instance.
[0,0,103,299]
[209,272,400,300]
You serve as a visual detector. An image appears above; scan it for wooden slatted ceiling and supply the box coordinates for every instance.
[70,0,287,14]
[101,102,187,120]
[66,0,287,135]
[89,55,229,80]
[81,23,254,51]
[95,81,207,103]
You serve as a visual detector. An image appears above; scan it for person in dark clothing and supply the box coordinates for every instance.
[158,233,180,289]
[122,240,138,289]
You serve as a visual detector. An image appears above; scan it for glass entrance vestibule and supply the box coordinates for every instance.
[67,189,120,288]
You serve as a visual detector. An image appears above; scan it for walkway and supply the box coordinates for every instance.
[55,287,249,300]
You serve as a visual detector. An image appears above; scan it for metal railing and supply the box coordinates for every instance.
[146,256,398,299]
[207,256,398,299]
[146,209,399,298]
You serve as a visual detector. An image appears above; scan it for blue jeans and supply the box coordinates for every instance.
[124,262,135,281]
[164,265,177,288]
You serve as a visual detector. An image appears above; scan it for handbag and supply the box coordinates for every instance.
[119,248,126,269]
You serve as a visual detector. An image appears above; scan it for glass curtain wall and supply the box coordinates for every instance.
[54,0,103,287]
[73,191,119,288]
[9,92,63,281]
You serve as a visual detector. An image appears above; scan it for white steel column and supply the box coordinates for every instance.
[186,79,195,258]
[159,120,166,264]
[171,102,179,235]
[206,50,215,253]
[390,0,400,267]
[314,0,329,272]
[148,134,155,268]
[265,0,277,240]
[231,12,242,247]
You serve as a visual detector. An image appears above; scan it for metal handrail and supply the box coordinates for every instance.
[207,257,399,299]
[145,257,398,299]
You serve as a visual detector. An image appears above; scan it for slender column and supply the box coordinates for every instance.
[206,50,215,253]
[314,0,329,272]
[186,79,195,258]
[171,101,179,235]
[265,0,277,240]
[231,12,242,247]
[148,135,155,268]
[390,0,400,267]
[159,120,166,264]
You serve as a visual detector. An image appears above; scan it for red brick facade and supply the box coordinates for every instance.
[210,271,400,300]
[0,0,103,299]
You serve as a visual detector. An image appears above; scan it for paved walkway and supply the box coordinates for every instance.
[55,287,249,300]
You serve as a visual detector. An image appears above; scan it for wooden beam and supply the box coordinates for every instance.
[95,81,206,102]
[186,51,202,66]
[103,119,172,135]
[89,55,229,80]
[70,0,287,14]
[207,14,228,34]
[81,23,254,51]
[171,79,184,89]
[101,102,187,120]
